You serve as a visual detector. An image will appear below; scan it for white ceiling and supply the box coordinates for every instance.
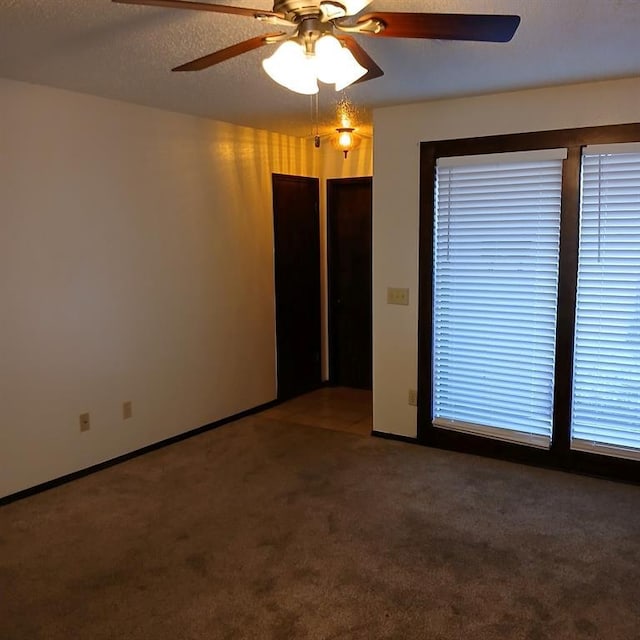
[1,0,639,137]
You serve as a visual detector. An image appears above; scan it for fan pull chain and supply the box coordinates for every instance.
[313,93,320,148]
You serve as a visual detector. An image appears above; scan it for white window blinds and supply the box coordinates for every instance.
[433,150,565,447]
[571,145,640,460]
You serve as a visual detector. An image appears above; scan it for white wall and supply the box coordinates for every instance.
[373,77,640,438]
[0,78,323,498]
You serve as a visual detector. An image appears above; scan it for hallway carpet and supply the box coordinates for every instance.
[1,413,639,639]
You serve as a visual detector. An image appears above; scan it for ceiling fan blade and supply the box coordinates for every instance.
[357,12,521,42]
[172,33,284,71]
[112,0,283,20]
[336,35,384,84]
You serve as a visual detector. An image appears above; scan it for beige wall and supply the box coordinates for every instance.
[372,77,640,438]
[1,78,334,498]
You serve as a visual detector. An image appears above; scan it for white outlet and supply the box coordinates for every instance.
[408,389,418,406]
[79,412,90,432]
[387,287,410,306]
[123,401,132,420]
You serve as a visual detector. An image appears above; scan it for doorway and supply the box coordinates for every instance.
[327,177,373,390]
[272,173,322,401]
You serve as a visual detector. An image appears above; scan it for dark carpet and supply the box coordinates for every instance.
[1,414,639,639]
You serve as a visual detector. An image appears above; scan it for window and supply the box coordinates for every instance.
[433,151,564,447]
[419,124,640,481]
[571,144,640,460]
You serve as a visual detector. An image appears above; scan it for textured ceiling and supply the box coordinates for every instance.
[1,0,639,137]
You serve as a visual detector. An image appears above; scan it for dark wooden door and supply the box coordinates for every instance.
[272,173,321,400]
[328,177,373,389]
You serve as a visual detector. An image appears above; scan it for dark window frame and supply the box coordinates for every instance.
[418,123,640,483]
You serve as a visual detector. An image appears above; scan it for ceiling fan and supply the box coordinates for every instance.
[113,1,521,94]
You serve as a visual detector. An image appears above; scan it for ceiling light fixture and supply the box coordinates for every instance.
[262,23,367,95]
[334,126,360,158]
[332,95,361,158]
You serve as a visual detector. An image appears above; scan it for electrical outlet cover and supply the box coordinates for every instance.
[79,412,90,432]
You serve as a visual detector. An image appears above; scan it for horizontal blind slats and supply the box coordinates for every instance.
[434,159,562,444]
[571,151,640,456]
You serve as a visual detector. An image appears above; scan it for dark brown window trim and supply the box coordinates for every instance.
[418,122,640,484]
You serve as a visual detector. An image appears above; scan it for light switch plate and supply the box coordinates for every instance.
[387,287,410,305]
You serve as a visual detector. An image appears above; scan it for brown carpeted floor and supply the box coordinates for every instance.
[1,390,639,639]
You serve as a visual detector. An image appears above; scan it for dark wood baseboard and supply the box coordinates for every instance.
[0,399,279,506]
[421,427,640,486]
[377,425,638,486]
[372,430,419,445]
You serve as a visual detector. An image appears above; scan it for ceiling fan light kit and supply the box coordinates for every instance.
[113,0,521,94]
[263,31,367,95]
[262,40,317,94]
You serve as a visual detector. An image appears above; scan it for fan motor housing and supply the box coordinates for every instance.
[274,1,339,21]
